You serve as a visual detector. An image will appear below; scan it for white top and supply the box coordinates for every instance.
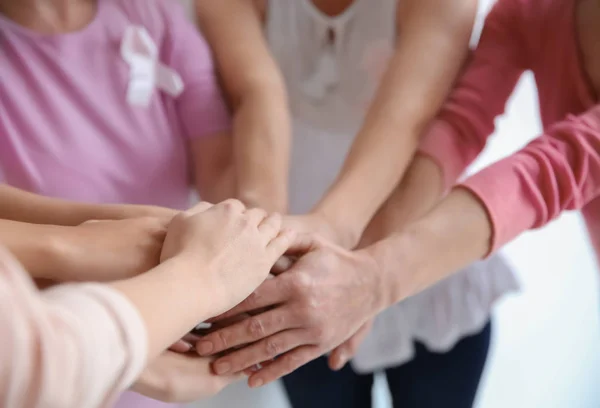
[266,0,519,373]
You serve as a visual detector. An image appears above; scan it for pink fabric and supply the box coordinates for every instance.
[0,0,230,209]
[0,0,231,406]
[418,0,600,258]
[0,246,148,408]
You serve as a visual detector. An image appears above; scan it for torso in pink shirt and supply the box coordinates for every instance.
[0,0,230,210]
[418,0,600,260]
[0,0,230,406]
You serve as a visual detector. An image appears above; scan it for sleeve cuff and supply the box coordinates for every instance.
[459,156,540,253]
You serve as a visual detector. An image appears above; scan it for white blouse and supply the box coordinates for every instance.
[265,0,519,373]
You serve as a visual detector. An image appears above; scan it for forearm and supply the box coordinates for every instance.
[313,0,476,244]
[110,256,216,358]
[0,184,173,225]
[234,86,290,213]
[361,154,444,245]
[366,187,492,306]
[0,219,71,280]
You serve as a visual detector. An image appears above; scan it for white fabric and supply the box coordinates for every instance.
[121,26,184,107]
[265,0,520,373]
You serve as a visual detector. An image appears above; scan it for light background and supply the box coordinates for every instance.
[183,0,600,406]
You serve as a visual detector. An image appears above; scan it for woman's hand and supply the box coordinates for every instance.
[161,200,296,317]
[282,213,357,249]
[45,217,170,283]
[131,351,242,403]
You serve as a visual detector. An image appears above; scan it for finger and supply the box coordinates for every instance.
[207,277,288,321]
[195,307,296,357]
[271,255,295,275]
[257,213,282,244]
[267,229,297,262]
[169,339,193,353]
[186,201,213,214]
[245,207,268,229]
[247,346,321,388]
[328,321,373,371]
[210,329,308,375]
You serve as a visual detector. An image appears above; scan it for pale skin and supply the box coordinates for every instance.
[198,0,476,246]
[194,0,478,382]
[0,0,246,400]
[196,0,600,388]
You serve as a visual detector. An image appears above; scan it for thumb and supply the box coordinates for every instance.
[328,320,373,371]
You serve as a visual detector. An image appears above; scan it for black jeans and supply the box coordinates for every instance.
[283,321,492,408]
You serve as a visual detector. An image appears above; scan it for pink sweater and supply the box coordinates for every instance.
[0,247,147,408]
[419,0,600,259]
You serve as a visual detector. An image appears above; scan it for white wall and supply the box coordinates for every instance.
[186,1,600,406]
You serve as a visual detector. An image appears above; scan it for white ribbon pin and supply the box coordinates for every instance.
[121,26,184,107]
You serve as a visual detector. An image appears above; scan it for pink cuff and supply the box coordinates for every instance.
[417,120,474,191]
[460,157,540,253]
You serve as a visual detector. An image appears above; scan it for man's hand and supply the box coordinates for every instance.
[131,351,242,403]
[194,235,388,387]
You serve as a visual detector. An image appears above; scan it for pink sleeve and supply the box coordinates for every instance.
[417,0,528,188]
[461,105,600,251]
[163,2,231,139]
[0,247,148,408]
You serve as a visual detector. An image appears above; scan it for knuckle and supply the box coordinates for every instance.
[311,325,329,343]
[223,199,243,212]
[265,339,281,357]
[289,272,312,294]
[244,290,261,309]
[282,353,301,373]
[247,317,266,339]
[217,330,230,350]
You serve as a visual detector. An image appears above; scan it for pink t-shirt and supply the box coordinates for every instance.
[418,0,600,261]
[0,0,230,210]
[0,0,230,407]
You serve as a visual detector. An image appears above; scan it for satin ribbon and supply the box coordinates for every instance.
[121,26,184,107]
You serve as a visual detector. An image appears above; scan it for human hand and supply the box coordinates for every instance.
[51,217,169,283]
[193,235,388,387]
[131,351,242,403]
[282,213,357,249]
[160,200,295,318]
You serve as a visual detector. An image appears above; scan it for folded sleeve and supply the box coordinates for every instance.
[0,247,148,408]
[461,105,600,251]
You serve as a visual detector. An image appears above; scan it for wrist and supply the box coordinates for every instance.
[310,207,361,249]
[238,189,288,213]
[361,228,426,307]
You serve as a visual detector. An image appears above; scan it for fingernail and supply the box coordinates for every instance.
[197,341,214,355]
[334,354,347,371]
[250,378,264,388]
[214,361,231,375]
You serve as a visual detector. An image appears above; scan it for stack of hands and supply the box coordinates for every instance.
[42,200,392,403]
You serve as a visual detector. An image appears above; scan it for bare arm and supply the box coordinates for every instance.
[190,132,236,203]
[0,184,173,226]
[362,0,528,245]
[196,0,290,212]
[312,0,477,247]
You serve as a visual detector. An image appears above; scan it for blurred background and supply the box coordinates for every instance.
[181,0,600,406]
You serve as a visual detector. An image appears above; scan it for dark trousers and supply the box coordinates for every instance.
[283,321,492,408]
